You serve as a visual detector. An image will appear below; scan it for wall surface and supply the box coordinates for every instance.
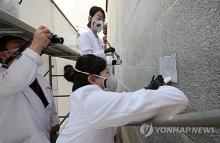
[108,0,220,142]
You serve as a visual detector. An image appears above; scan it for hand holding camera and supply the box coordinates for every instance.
[30,26,64,55]
[30,25,52,54]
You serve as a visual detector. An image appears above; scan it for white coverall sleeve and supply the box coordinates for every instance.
[88,86,188,129]
[79,33,105,58]
[0,48,42,97]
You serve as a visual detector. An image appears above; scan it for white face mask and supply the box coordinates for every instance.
[73,67,117,91]
[103,75,117,92]
[97,75,117,91]
[92,20,104,33]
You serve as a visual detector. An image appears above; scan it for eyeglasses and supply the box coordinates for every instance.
[0,48,19,53]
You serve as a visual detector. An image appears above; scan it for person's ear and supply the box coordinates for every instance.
[87,74,96,84]
[88,16,92,22]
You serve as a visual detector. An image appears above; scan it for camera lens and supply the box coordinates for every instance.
[51,34,64,44]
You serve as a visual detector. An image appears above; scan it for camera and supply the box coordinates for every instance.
[51,34,64,44]
[112,59,122,65]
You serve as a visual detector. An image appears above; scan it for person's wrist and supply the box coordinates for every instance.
[29,43,42,54]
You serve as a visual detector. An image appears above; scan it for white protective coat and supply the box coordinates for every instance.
[0,49,59,143]
[57,84,188,143]
[79,29,106,60]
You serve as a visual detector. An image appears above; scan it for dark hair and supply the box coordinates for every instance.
[87,6,105,28]
[0,36,26,64]
[64,54,106,91]
[0,35,25,52]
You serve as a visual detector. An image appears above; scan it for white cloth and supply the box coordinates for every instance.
[79,29,106,60]
[0,48,59,143]
[57,84,188,143]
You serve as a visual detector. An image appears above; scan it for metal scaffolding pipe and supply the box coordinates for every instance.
[126,110,220,128]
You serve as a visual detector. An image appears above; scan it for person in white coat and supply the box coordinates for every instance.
[0,26,59,143]
[80,6,119,92]
[56,54,188,143]
[79,6,115,60]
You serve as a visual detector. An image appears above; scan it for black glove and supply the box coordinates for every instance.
[155,75,165,84]
[145,75,165,90]
[104,47,115,53]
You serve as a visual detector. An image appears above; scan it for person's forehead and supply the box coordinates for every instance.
[0,36,25,50]
[11,38,25,42]
[6,38,26,49]
[94,11,104,18]
[103,68,108,73]
[7,38,26,43]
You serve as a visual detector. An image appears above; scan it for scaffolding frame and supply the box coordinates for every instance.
[0,7,80,125]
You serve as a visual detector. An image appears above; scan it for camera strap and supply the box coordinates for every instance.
[3,40,30,68]
[29,78,49,108]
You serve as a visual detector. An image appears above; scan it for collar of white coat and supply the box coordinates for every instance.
[72,84,102,97]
